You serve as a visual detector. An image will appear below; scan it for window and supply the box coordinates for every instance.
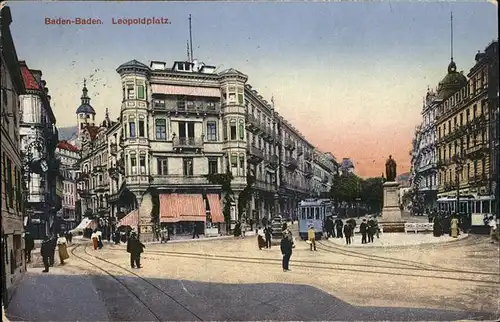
[153,99,165,109]
[177,96,186,110]
[207,122,217,141]
[129,118,136,138]
[7,158,13,208]
[183,158,193,176]
[208,158,218,175]
[459,113,463,126]
[473,105,477,118]
[207,101,216,110]
[137,85,145,99]
[230,120,237,140]
[130,154,137,174]
[230,154,238,168]
[127,87,135,99]
[237,88,244,104]
[139,155,146,174]
[223,120,228,140]
[481,159,486,174]
[228,86,236,103]
[473,160,477,175]
[239,120,244,140]
[157,158,168,175]
[186,99,195,110]
[138,116,145,137]
[239,154,245,175]
[155,119,166,140]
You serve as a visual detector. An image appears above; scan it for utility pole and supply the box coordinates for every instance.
[189,14,194,62]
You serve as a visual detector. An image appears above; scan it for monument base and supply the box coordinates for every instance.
[380,181,406,233]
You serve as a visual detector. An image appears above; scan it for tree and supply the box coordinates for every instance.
[360,177,384,214]
[330,173,362,214]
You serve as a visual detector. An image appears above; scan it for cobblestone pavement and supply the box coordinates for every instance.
[6,232,499,321]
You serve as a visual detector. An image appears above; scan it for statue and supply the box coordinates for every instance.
[385,155,397,182]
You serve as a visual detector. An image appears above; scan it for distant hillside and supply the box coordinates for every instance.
[58,126,78,141]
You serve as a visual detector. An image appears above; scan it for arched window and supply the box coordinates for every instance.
[239,120,244,140]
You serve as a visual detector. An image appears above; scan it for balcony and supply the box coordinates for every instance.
[150,175,212,186]
[284,138,296,151]
[296,146,303,156]
[76,172,89,182]
[95,182,109,193]
[468,173,488,185]
[245,114,260,133]
[173,137,203,152]
[304,167,314,178]
[304,152,313,162]
[321,176,329,184]
[110,143,117,155]
[284,157,298,171]
[262,126,273,141]
[247,144,264,164]
[265,154,279,170]
[465,143,488,158]
[164,101,221,114]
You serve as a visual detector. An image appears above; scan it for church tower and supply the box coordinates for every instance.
[76,79,96,145]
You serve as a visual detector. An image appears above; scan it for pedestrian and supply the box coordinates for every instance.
[373,216,380,238]
[367,217,375,243]
[257,228,266,250]
[192,222,199,239]
[49,235,57,266]
[97,230,103,249]
[67,231,73,244]
[450,214,460,238]
[40,236,51,273]
[264,225,272,249]
[308,225,317,251]
[241,220,246,239]
[325,217,334,239]
[335,219,343,238]
[57,233,69,265]
[488,216,497,243]
[91,230,99,250]
[360,219,368,244]
[127,232,145,268]
[343,223,353,245]
[280,232,293,272]
[24,231,35,263]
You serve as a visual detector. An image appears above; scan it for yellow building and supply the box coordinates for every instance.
[436,51,495,217]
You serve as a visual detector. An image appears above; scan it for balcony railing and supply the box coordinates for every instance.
[247,145,264,164]
[265,154,279,170]
[304,167,313,178]
[157,102,221,114]
[151,175,212,186]
[284,138,296,150]
[304,152,313,161]
[173,137,204,149]
[297,146,303,156]
[468,173,488,185]
[465,143,488,157]
[245,113,260,133]
[284,157,298,170]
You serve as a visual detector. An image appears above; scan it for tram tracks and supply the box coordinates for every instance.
[105,247,499,286]
[70,244,203,321]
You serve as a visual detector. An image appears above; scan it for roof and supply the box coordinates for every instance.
[76,104,95,114]
[84,125,100,140]
[57,140,79,152]
[219,68,246,76]
[437,61,467,99]
[19,61,40,90]
[116,59,149,71]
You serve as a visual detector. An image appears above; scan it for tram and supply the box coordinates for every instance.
[298,199,334,240]
[437,195,496,227]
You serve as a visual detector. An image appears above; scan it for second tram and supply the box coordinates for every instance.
[298,199,334,240]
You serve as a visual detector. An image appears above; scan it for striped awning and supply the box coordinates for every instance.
[151,84,220,98]
[118,210,139,228]
[160,194,206,223]
[207,194,224,223]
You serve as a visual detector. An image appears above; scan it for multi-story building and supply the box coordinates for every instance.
[77,59,339,242]
[409,88,439,210]
[55,140,80,230]
[436,44,497,216]
[311,150,338,198]
[19,60,61,238]
[1,4,26,305]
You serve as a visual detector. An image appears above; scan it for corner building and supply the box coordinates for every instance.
[78,59,339,242]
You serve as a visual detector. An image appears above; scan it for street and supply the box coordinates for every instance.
[6,231,499,321]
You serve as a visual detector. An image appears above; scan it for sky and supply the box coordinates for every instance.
[7,1,498,177]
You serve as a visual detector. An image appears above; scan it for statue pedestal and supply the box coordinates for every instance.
[380,181,405,233]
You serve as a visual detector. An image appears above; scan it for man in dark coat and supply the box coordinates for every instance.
[343,223,353,245]
[192,222,199,239]
[280,233,293,272]
[24,232,35,263]
[127,232,145,268]
[40,236,52,273]
[367,217,376,243]
[360,219,368,244]
[264,225,272,249]
[325,217,335,239]
[335,219,343,238]
[48,235,57,266]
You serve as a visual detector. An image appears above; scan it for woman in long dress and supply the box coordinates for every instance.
[91,230,98,250]
[450,215,459,238]
[57,233,69,265]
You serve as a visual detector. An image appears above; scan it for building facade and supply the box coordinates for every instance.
[436,43,497,216]
[1,5,27,305]
[55,141,80,230]
[76,59,339,241]
[311,150,338,198]
[409,88,439,211]
[19,61,61,238]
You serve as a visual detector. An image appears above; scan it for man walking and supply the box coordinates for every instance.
[40,236,51,273]
[360,219,368,244]
[48,235,57,266]
[367,217,375,243]
[343,222,353,245]
[127,232,145,268]
[335,219,343,238]
[308,225,317,251]
[488,216,497,243]
[24,231,35,263]
[264,225,272,249]
[280,232,293,272]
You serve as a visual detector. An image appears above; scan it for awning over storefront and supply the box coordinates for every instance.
[70,217,94,233]
[118,210,139,228]
[160,194,206,223]
[151,84,220,98]
[207,194,224,223]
